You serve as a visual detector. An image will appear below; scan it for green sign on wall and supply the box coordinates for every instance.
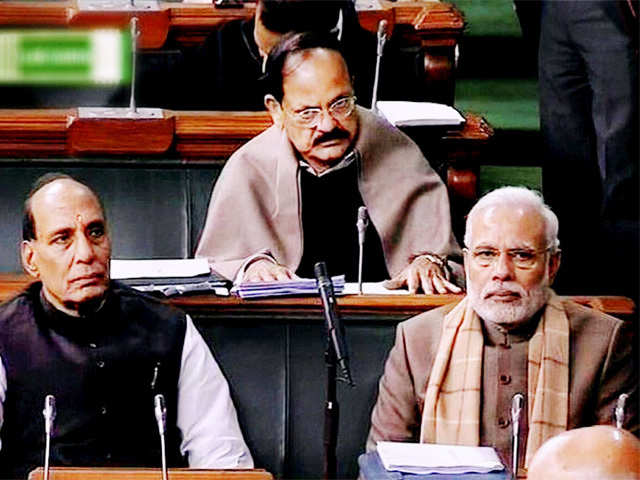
[0,29,131,86]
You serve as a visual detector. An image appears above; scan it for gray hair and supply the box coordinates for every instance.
[464,186,560,252]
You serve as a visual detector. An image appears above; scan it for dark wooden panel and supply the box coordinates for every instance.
[193,317,288,478]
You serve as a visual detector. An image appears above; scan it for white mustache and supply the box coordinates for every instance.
[481,282,527,299]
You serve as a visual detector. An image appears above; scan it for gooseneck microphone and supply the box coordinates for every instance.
[128,17,140,114]
[154,394,168,480]
[615,393,629,429]
[42,395,56,480]
[371,19,388,111]
[356,206,369,294]
[314,262,354,386]
[510,393,524,475]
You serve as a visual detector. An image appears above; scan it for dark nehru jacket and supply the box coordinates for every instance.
[0,282,188,479]
[296,158,388,281]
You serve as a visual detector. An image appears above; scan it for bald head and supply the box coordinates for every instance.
[23,173,105,241]
[528,426,640,480]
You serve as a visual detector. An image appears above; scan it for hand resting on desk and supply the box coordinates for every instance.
[383,255,462,294]
[244,258,298,283]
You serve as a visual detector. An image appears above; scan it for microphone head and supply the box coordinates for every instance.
[377,19,388,39]
[376,20,388,55]
[154,394,166,414]
[43,394,56,419]
[511,393,524,420]
[153,393,167,435]
[314,261,329,281]
[357,206,369,238]
[357,206,368,223]
[154,394,167,434]
[615,393,629,428]
[43,394,56,435]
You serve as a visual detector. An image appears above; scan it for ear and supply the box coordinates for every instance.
[264,94,284,128]
[548,250,561,284]
[21,240,40,279]
[462,248,470,274]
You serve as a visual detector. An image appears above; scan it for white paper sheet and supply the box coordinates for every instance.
[342,282,411,295]
[377,441,505,475]
[110,258,211,279]
[376,101,465,127]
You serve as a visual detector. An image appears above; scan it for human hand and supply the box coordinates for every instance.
[383,255,462,294]
[243,258,297,283]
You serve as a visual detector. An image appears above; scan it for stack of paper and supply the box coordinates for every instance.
[111,258,231,296]
[233,275,345,299]
[377,442,505,475]
[342,282,411,295]
[376,101,466,127]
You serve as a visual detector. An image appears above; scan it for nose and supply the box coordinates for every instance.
[316,109,338,132]
[74,233,96,264]
[492,251,515,281]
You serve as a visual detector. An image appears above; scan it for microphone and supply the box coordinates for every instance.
[371,19,388,111]
[128,17,140,114]
[356,206,369,294]
[154,394,168,480]
[314,262,354,386]
[42,395,56,480]
[615,393,629,429]
[510,393,524,475]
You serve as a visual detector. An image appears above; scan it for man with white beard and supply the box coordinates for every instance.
[366,186,637,473]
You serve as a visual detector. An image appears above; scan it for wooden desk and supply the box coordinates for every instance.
[0,274,635,318]
[29,467,273,480]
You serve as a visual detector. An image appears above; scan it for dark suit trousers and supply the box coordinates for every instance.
[539,0,638,298]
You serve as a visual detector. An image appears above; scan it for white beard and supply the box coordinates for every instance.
[467,274,551,327]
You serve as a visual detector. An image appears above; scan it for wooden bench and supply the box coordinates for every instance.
[0,0,466,105]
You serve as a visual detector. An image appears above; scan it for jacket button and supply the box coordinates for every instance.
[97,360,105,368]
[499,374,511,385]
[100,406,108,415]
[498,417,510,428]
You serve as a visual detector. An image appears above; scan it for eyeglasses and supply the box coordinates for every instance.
[283,95,357,127]
[464,246,553,269]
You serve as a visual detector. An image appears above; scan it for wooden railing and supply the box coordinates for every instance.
[0,108,492,203]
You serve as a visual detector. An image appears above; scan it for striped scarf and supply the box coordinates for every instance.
[419,294,569,467]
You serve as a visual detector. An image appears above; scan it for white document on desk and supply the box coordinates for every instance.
[110,258,210,279]
[377,441,505,475]
[342,282,411,295]
[376,101,466,127]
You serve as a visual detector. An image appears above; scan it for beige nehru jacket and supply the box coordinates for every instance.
[195,106,460,280]
[366,298,638,469]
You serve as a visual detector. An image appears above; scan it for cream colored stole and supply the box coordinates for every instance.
[419,294,569,467]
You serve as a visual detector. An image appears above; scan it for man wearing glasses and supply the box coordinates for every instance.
[366,186,637,473]
[196,32,462,293]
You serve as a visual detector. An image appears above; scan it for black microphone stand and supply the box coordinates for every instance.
[315,262,354,480]
[323,345,339,480]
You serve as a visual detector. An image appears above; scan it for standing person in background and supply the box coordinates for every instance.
[516,0,638,300]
